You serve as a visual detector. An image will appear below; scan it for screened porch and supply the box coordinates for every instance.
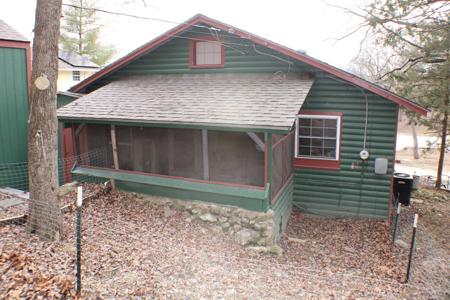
[64,123,294,211]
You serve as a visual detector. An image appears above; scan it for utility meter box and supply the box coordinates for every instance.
[374,158,388,174]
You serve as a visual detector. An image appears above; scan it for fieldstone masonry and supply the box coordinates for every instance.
[136,194,283,255]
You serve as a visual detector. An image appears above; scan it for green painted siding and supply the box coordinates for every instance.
[271,177,293,241]
[73,28,398,218]
[293,76,398,218]
[82,28,306,93]
[0,47,28,164]
[57,94,78,109]
[0,47,29,190]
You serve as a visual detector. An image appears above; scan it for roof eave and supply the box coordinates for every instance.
[57,116,291,134]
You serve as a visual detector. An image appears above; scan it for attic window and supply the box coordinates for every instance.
[189,37,224,68]
[72,70,80,81]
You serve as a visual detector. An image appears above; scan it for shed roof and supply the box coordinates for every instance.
[0,19,28,42]
[57,73,314,131]
[59,50,99,68]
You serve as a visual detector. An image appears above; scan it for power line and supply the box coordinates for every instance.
[62,4,213,30]
[61,4,295,69]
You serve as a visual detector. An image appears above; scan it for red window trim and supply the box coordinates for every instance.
[293,111,343,171]
[189,35,225,68]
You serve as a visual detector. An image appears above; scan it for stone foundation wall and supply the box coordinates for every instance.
[137,194,281,250]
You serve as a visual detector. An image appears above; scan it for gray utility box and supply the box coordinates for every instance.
[374,158,388,174]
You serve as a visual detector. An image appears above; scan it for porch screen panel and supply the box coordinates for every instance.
[74,124,112,168]
[208,131,265,187]
[116,126,203,180]
[75,125,264,186]
[271,131,294,202]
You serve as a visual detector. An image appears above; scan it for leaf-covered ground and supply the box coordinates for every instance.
[0,186,448,299]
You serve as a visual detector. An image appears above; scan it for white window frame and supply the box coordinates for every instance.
[72,70,81,81]
[295,114,341,161]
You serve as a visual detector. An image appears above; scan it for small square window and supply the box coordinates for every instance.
[72,70,80,81]
[295,114,341,160]
[190,38,224,68]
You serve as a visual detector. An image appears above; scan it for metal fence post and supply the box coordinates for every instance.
[392,202,401,245]
[76,186,83,296]
[406,214,418,283]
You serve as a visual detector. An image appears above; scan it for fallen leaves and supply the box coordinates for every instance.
[0,249,75,299]
[0,185,447,299]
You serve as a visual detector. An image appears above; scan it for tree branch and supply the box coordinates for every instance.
[379,56,424,79]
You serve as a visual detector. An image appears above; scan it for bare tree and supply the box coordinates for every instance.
[27,0,63,240]
[339,0,449,189]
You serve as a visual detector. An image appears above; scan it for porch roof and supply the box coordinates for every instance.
[57,73,314,132]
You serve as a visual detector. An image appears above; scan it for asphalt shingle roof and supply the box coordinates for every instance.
[59,50,99,68]
[0,19,28,42]
[57,73,314,130]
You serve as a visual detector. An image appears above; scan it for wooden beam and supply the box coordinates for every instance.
[110,125,120,190]
[202,129,209,180]
[247,132,265,152]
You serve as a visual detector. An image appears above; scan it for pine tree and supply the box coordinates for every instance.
[60,0,115,66]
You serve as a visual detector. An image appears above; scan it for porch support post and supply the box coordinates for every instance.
[74,123,86,137]
[265,133,273,209]
[202,129,209,180]
[247,132,265,152]
[110,125,120,190]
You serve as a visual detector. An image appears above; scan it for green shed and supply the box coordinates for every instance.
[0,19,30,190]
[57,14,427,238]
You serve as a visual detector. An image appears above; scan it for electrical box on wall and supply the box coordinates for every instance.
[374,158,388,174]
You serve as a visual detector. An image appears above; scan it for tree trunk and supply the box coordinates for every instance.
[411,124,420,159]
[435,97,449,189]
[27,0,63,240]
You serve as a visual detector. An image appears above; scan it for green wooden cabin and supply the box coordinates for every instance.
[0,20,30,190]
[57,15,426,236]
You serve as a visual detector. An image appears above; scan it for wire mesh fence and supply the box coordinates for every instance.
[387,191,449,299]
[0,152,447,298]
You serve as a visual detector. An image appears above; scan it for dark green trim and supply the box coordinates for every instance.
[271,177,293,241]
[58,118,290,134]
[72,166,270,211]
[271,178,293,211]
[57,94,79,109]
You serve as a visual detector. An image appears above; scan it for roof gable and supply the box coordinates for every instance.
[69,14,427,116]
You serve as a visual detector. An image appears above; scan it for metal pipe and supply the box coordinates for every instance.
[76,186,83,296]
[406,214,418,282]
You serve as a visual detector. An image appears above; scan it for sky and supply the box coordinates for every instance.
[0,0,370,68]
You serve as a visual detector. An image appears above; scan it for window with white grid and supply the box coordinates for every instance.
[295,115,340,160]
